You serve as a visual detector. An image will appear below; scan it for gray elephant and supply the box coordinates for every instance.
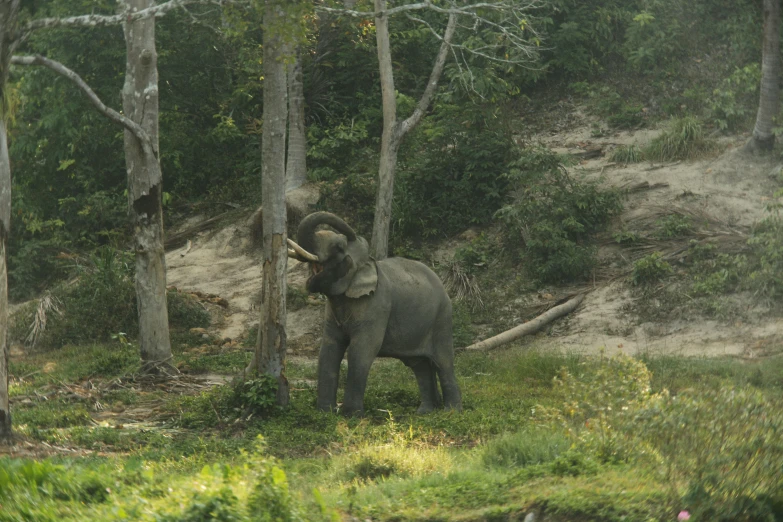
[287,212,462,416]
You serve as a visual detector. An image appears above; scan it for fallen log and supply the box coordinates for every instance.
[459,294,585,352]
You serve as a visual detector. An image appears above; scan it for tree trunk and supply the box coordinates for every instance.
[253,0,289,407]
[369,8,456,260]
[121,0,174,375]
[746,0,781,154]
[370,0,399,260]
[286,47,307,192]
[0,0,19,441]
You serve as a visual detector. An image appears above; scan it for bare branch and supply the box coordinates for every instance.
[23,0,243,34]
[11,54,151,147]
[398,13,456,137]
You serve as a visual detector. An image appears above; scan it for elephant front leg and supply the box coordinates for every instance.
[317,325,348,412]
[342,338,381,417]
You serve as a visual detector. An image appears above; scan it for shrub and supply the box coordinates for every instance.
[538,352,658,464]
[643,117,715,162]
[610,144,643,164]
[707,64,761,131]
[746,213,783,299]
[496,153,623,283]
[632,252,673,286]
[655,214,692,239]
[12,247,210,349]
[482,429,570,469]
[635,386,783,521]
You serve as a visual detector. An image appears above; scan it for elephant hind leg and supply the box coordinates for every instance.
[403,357,442,414]
[431,310,463,411]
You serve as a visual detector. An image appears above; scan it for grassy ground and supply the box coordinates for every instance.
[4,340,783,521]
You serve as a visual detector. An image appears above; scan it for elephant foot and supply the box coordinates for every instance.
[341,402,365,417]
[416,402,436,414]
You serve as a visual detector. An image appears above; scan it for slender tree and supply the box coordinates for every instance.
[0,0,20,440]
[286,46,307,192]
[746,0,781,154]
[317,0,543,259]
[253,0,290,406]
[120,0,176,375]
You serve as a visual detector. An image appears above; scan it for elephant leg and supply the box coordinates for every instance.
[342,338,382,417]
[432,311,463,411]
[403,357,442,414]
[317,321,348,412]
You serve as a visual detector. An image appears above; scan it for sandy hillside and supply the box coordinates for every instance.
[532,118,783,358]
[164,118,783,359]
[165,214,324,353]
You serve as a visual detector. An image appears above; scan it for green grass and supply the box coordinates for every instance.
[6,344,783,520]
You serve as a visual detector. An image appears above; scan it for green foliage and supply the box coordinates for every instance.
[643,117,715,162]
[746,212,783,299]
[451,300,475,348]
[392,104,516,240]
[481,428,570,469]
[539,352,658,464]
[231,375,279,417]
[609,144,643,164]
[707,64,761,131]
[10,247,209,349]
[573,84,645,129]
[636,387,783,520]
[655,213,692,239]
[286,285,309,312]
[496,150,623,283]
[631,252,673,286]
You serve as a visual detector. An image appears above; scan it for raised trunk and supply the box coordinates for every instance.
[746,0,781,154]
[121,0,174,375]
[0,0,20,440]
[370,0,398,260]
[253,0,290,406]
[286,47,307,192]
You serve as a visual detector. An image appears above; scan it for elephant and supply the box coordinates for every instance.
[286,212,462,416]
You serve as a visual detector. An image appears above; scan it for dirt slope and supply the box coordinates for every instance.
[534,120,783,358]
[165,119,783,359]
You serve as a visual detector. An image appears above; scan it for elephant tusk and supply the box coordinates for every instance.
[287,238,319,262]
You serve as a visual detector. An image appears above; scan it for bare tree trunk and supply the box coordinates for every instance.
[0,0,19,441]
[370,0,399,260]
[253,0,289,406]
[369,6,457,259]
[286,47,307,192]
[121,0,174,375]
[746,0,781,154]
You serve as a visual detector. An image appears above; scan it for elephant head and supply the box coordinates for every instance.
[287,212,377,297]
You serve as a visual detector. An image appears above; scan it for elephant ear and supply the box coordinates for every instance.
[345,260,378,298]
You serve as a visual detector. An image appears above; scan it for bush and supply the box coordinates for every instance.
[482,429,570,469]
[643,117,715,162]
[496,151,623,283]
[12,247,210,349]
[538,352,658,464]
[632,252,673,286]
[635,387,783,521]
[708,64,761,131]
[610,144,643,164]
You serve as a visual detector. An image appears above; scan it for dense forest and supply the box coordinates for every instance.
[2,0,783,520]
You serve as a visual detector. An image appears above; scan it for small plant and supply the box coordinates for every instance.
[632,252,673,286]
[231,375,279,417]
[655,214,692,239]
[613,229,640,244]
[538,352,658,464]
[707,64,761,131]
[497,159,623,283]
[287,285,309,312]
[610,144,643,164]
[643,117,715,162]
[482,429,570,469]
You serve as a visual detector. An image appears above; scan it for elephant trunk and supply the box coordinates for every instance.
[296,211,357,254]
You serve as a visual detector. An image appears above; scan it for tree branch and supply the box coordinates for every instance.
[11,54,151,147]
[23,0,242,34]
[397,13,456,138]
